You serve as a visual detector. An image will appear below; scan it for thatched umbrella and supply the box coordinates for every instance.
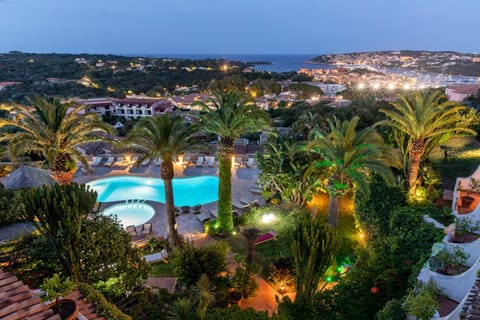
[1,165,56,189]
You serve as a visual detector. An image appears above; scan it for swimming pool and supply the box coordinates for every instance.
[103,202,155,227]
[87,175,219,206]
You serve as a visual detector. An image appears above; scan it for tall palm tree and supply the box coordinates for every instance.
[126,115,198,247]
[306,116,392,228]
[0,96,112,183]
[194,91,270,234]
[376,90,476,201]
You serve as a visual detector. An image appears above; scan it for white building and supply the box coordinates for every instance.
[446,85,480,102]
[79,97,174,119]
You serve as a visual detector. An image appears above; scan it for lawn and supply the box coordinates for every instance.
[429,137,480,189]
[149,261,175,277]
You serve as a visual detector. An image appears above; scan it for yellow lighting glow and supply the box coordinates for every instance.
[262,213,275,224]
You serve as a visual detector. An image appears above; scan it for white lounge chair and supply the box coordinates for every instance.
[207,156,216,167]
[90,156,102,167]
[196,156,204,167]
[234,157,243,168]
[246,157,255,168]
[144,248,169,263]
[141,158,151,166]
[104,156,115,166]
[196,212,211,223]
[114,157,124,166]
[154,158,163,166]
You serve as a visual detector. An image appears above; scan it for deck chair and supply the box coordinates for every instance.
[91,156,102,167]
[114,157,124,166]
[207,156,216,167]
[142,223,152,236]
[196,212,211,223]
[196,156,205,167]
[144,248,169,263]
[246,157,255,168]
[255,231,277,245]
[131,156,139,165]
[126,225,137,237]
[104,156,115,166]
[141,158,151,166]
[154,158,163,166]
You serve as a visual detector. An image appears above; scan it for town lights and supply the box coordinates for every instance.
[372,83,380,90]
[403,83,411,90]
[357,82,366,90]
[387,83,395,90]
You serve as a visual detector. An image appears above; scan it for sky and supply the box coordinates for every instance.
[0,0,479,55]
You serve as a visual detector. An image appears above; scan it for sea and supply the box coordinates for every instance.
[130,53,331,73]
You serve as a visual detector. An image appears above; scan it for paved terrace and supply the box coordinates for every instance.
[73,161,263,239]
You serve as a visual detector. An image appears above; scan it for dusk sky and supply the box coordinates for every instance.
[0,0,479,55]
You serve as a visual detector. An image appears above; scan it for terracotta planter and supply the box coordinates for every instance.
[461,196,475,208]
[228,290,243,306]
[47,298,79,320]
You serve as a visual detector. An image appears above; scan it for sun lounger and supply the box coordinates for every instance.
[114,157,124,166]
[207,156,216,167]
[181,206,191,214]
[234,157,243,168]
[209,208,218,218]
[192,204,202,214]
[90,156,102,167]
[246,157,255,168]
[142,223,152,236]
[196,156,205,167]
[144,248,169,264]
[154,158,163,166]
[104,156,115,166]
[126,225,137,237]
[255,231,277,245]
[196,212,211,223]
[141,158,151,166]
[131,156,139,165]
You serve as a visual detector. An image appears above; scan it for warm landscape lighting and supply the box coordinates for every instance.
[262,213,275,224]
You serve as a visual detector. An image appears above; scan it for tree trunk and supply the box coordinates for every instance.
[327,195,340,228]
[217,154,234,234]
[161,161,181,247]
[408,153,422,202]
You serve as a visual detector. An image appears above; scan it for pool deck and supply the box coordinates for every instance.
[73,162,263,239]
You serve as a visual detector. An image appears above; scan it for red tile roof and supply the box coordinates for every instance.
[0,269,53,320]
[0,269,105,320]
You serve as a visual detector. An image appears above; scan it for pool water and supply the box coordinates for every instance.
[87,175,219,206]
[103,202,155,227]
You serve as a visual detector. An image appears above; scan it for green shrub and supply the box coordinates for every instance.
[376,298,405,320]
[404,281,440,320]
[0,185,25,226]
[78,282,132,320]
[40,273,74,301]
[205,305,284,320]
[172,242,228,286]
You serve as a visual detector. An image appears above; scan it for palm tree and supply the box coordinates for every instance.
[306,116,392,228]
[126,115,198,247]
[195,91,270,234]
[376,91,476,201]
[0,96,112,183]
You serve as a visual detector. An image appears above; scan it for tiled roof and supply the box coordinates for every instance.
[0,269,53,320]
[0,269,105,320]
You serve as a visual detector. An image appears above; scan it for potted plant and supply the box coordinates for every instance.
[429,247,469,275]
[41,274,78,320]
[460,178,480,208]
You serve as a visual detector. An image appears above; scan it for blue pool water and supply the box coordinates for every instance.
[87,175,219,206]
[103,202,155,227]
